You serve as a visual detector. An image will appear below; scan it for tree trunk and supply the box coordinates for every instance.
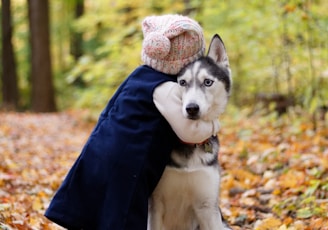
[28,0,56,112]
[183,0,203,16]
[70,0,85,86]
[70,0,84,60]
[1,0,19,110]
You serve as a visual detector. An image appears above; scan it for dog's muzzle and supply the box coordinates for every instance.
[186,103,200,119]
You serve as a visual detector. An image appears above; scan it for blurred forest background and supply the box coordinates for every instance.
[1,1,328,229]
[1,0,327,120]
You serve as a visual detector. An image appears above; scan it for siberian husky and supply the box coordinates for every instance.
[148,34,232,230]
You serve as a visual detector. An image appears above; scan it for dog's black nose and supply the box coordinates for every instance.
[186,103,199,117]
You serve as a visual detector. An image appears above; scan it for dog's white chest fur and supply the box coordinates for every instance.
[149,166,221,230]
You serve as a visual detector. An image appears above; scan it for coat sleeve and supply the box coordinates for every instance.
[153,81,220,143]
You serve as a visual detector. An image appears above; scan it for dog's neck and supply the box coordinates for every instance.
[179,135,217,154]
[180,138,211,146]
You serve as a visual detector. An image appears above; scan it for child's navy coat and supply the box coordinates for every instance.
[45,65,179,229]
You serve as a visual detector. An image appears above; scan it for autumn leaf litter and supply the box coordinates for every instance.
[0,111,327,229]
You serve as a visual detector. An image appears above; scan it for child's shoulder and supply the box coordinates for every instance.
[133,65,175,78]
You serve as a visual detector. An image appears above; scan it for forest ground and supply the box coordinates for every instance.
[0,111,327,230]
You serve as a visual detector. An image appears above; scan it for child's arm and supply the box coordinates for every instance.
[153,81,220,143]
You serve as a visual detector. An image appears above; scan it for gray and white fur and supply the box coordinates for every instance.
[149,34,232,230]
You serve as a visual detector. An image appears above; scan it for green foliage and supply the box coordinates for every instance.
[55,0,190,110]
[201,0,328,109]
[4,0,328,113]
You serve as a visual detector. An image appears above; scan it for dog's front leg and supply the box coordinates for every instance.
[194,202,225,230]
[148,196,165,230]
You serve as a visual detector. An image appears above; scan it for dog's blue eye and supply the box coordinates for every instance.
[204,79,213,87]
[179,79,187,86]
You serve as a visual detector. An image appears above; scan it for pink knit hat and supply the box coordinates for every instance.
[141,15,205,75]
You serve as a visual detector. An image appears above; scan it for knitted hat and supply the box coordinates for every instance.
[141,15,205,75]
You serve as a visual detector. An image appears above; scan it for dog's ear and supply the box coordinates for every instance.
[207,34,229,69]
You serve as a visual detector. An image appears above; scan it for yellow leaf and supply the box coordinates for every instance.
[279,170,305,189]
[255,217,282,230]
[322,158,328,169]
[29,216,40,227]
[278,224,287,230]
[272,188,281,195]
[228,169,260,188]
[32,197,43,211]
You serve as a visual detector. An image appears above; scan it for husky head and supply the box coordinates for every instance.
[177,34,232,121]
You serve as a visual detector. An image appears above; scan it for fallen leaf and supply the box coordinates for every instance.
[254,217,282,230]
